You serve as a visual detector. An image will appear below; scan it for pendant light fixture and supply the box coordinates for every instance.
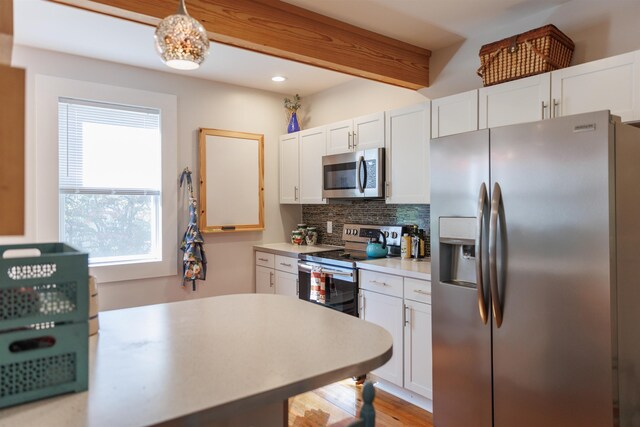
[154,0,210,70]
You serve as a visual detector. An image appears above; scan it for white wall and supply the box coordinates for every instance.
[303,78,427,128]
[303,0,640,114]
[423,0,640,98]
[10,46,301,311]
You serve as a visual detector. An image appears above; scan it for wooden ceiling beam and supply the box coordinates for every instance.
[50,0,431,90]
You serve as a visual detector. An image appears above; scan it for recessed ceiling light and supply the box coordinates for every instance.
[271,76,287,82]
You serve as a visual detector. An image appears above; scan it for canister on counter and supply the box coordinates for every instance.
[291,230,304,245]
[305,227,318,245]
[401,233,412,259]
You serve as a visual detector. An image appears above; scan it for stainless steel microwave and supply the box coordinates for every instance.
[322,148,385,199]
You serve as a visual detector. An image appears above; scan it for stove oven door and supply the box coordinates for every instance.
[298,262,358,316]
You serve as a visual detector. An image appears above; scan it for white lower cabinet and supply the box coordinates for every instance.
[255,251,298,297]
[404,299,432,399]
[256,265,275,294]
[360,270,432,399]
[275,270,298,297]
[360,289,404,387]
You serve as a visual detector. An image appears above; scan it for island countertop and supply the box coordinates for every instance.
[0,294,392,427]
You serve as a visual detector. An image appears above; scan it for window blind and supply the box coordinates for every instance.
[58,97,161,194]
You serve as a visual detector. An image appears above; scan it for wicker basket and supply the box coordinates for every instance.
[477,24,574,86]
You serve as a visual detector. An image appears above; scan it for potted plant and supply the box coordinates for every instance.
[284,93,301,133]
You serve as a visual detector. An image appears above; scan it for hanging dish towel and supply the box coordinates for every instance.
[310,266,326,304]
[180,168,207,291]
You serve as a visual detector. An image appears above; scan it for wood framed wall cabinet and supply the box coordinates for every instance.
[0,65,25,236]
[199,128,264,232]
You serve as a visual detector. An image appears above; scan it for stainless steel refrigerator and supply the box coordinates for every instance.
[430,111,640,427]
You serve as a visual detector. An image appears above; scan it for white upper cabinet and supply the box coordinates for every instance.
[326,113,384,155]
[326,119,353,155]
[479,73,552,129]
[551,50,640,122]
[279,133,299,204]
[385,103,430,204]
[353,112,385,151]
[431,90,479,138]
[299,127,326,204]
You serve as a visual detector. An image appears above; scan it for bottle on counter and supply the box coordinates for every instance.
[418,229,426,258]
[401,233,412,259]
[412,233,420,259]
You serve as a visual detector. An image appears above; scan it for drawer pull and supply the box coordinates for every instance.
[280,263,292,267]
[258,258,269,262]
[371,280,389,287]
[413,289,431,295]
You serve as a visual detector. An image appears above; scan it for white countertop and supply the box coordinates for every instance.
[0,295,392,427]
[254,242,341,257]
[356,258,432,281]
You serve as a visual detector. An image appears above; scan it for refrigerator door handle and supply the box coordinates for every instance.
[489,182,504,328]
[476,182,489,325]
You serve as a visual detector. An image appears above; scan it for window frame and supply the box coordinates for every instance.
[35,75,178,283]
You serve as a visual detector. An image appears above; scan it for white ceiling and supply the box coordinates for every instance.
[14,0,569,96]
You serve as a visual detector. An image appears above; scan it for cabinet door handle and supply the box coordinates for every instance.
[370,280,389,287]
[348,132,352,150]
[385,182,390,198]
[552,99,559,118]
[270,271,274,287]
[280,262,292,268]
[258,257,269,262]
[353,131,358,148]
[541,101,548,119]
[404,304,410,326]
[413,289,431,295]
[294,186,299,201]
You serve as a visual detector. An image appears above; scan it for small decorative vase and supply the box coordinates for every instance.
[287,112,300,133]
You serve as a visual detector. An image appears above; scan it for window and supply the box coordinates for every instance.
[58,98,162,265]
[35,75,177,283]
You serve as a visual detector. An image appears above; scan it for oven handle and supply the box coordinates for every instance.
[298,263,354,277]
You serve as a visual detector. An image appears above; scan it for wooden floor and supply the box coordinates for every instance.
[288,379,434,427]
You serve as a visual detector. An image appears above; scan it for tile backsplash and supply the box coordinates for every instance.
[301,200,430,246]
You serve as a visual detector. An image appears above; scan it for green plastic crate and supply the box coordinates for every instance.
[0,243,89,331]
[0,321,88,408]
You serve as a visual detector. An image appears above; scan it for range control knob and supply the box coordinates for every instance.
[352,229,358,236]
[346,229,352,235]
[391,232,398,239]
[384,231,390,238]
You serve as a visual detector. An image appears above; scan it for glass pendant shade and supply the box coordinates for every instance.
[154,0,210,70]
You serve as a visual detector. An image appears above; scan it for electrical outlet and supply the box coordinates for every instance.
[327,221,333,234]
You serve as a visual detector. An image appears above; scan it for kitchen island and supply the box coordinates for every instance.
[0,294,392,427]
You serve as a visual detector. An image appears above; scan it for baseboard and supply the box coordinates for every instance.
[367,374,433,413]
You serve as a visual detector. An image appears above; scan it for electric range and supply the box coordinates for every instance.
[297,224,403,316]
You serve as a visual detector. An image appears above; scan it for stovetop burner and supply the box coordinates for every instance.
[299,224,405,268]
[299,249,399,268]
